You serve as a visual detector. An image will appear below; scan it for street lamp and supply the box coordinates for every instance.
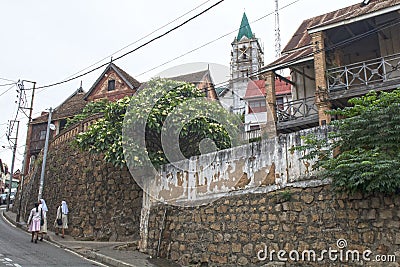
[38,108,55,201]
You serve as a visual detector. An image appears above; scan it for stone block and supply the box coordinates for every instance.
[210,254,227,264]
[232,243,242,253]
[237,256,249,266]
[301,194,314,204]
[243,243,254,256]
[380,210,393,219]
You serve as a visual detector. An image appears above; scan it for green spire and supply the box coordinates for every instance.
[237,12,253,41]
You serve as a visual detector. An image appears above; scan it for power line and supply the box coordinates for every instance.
[0,77,16,83]
[30,0,225,92]
[144,15,400,98]
[0,84,16,97]
[135,0,301,78]
[268,16,400,72]
[0,82,17,87]
[61,0,213,83]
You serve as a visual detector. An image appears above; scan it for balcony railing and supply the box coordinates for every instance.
[276,97,317,122]
[327,53,400,92]
[242,129,262,140]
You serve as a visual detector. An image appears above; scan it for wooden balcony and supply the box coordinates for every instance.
[276,97,319,133]
[327,53,400,100]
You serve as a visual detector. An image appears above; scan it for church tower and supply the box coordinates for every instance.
[230,12,264,114]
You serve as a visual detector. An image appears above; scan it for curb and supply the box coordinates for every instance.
[2,211,26,229]
[2,211,137,267]
[85,250,136,267]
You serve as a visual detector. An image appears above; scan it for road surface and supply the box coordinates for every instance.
[0,206,104,267]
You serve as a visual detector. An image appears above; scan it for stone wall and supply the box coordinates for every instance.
[17,139,142,242]
[147,184,400,266]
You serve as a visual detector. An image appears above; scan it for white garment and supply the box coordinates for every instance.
[39,198,48,212]
[61,201,69,214]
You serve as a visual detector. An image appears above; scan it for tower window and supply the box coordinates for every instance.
[107,80,116,91]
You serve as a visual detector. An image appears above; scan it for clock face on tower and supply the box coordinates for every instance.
[239,45,249,60]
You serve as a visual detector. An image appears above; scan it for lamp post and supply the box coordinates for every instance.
[38,107,53,201]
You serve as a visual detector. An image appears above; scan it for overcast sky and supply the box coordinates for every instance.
[0,0,360,170]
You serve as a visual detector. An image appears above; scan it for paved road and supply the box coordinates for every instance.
[0,206,105,267]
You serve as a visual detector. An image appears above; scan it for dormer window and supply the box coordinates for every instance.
[108,80,115,91]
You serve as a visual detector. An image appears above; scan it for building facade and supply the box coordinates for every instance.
[261,0,400,135]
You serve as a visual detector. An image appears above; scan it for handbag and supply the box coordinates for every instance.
[56,206,63,226]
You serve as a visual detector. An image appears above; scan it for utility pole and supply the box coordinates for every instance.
[38,107,53,201]
[16,80,36,222]
[6,120,19,212]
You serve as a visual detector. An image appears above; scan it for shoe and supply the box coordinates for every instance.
[55,233,58,235]
[34,239,37,243]
[31,239,33,242]
[61,236,64,238]
[39,237,43,241]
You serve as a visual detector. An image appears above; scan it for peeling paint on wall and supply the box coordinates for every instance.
[150,126,330,205]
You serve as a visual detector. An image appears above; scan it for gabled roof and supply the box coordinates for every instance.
[137,69,217,99]
[167,70,211,84]
[264,0,400,71]
[237,12,254,41]
[136,70,212,92]
[84,63,140,100]
[32,86,87,124]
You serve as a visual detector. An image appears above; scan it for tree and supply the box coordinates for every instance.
[74,78,243,168]
[295,90,400,194]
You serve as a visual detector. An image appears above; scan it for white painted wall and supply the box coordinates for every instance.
[146,126,331,205]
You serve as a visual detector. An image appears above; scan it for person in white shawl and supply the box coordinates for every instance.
[55,200,69,238]
[38,198,48,241]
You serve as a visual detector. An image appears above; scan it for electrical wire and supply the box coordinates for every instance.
[134,14,400,98]
[6,0,399,130]
[0,77,16,83]
[35,0,299,94]
[268,17,400,72]
[0,82,16,87]
[135,0,301,78]
[0,84,16,97]
[31,0,225,92]
[21,13,400,130]
[61,0,213,82]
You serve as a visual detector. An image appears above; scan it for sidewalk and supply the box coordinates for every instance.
[2,210,180,267]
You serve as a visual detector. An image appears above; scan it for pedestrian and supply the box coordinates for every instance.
[38,198,48,241]
[27,202,42,243]
[54,200,68,238]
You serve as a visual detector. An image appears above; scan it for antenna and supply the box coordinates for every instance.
[274,0,282,59]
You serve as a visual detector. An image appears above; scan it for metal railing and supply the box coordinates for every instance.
[327,53,400,92]
[276,97,317,122]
